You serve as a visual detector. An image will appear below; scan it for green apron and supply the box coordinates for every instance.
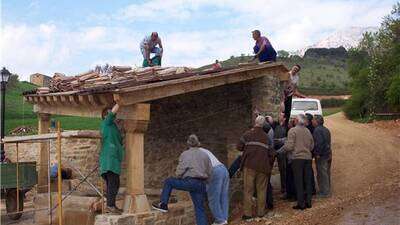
[99,112,124,175]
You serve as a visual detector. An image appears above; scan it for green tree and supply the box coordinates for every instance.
[277,50,289,58]
[344,3,400,119]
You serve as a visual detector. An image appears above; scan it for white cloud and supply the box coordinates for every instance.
[1,0,395,80]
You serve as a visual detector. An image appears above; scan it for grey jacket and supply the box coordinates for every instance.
[282,125,314,160]
[175,147,212,180]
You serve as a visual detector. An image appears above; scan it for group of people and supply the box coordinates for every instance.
[98,30,332,225]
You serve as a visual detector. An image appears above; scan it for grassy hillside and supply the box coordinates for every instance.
[5,81,101,135]
[201,54,350,95]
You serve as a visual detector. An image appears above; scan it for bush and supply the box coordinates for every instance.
[321,98,347,108]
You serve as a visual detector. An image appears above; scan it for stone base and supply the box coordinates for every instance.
[34,193,98,225]
[123,194,150,213]
[95,201,195,225]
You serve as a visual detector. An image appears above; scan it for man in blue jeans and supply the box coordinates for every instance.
[200,148,229,225]
[152,134,212,225]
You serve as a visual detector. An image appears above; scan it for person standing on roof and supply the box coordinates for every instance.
[251,30,277,62]
[99,103,124,214]
[140,32,163,67]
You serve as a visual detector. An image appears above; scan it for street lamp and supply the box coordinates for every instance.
[1,67,11,162]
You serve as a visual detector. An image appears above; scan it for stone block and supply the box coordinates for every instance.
[94,214,135,225]
[34,193,98,225]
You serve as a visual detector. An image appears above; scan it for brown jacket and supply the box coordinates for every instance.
[237,127,273,174]
[283,125,314,160]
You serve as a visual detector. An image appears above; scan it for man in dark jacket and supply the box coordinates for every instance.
[274,113,288,194]
[312,115,332,198]
[238,116,273,220]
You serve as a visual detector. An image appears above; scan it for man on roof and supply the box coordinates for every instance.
[251,30,277,62]
[140,32,163,67]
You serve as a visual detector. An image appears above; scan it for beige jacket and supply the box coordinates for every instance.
[283,125,314,160]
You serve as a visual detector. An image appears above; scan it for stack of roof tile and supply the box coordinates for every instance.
[46,66,193,93]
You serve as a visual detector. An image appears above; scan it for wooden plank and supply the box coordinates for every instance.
[60,96,68,104]
[37,113,50,193]
[2,130,101,143]
[46,96,55,105]
[69,96,79,106]
[87,95,101,107]
[114,68,284,106]
[34,103,103,118]
[78,95,91,106]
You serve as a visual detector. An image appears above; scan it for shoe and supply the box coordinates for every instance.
[152,201,168,213]
[306,203,312,208]
[242,215,253,221]
[106,206,122,215]
[292,205,306,210]
[267,204,274,210]
[316,193,330,198]
[211,221,228,225]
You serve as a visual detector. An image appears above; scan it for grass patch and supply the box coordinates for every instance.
[323,107,342,116]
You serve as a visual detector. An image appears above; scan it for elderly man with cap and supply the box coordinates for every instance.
[237,115,273,221]
[152,134,212,225]
[140,32,163,67]
[312,115,332,198]
[277,114,314,210]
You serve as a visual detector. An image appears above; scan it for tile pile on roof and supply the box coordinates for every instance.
[36,66,195,94]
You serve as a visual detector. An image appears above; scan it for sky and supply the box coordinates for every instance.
[0,0,397,80]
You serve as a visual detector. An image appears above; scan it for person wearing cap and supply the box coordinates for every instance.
[277,114,314,210]
[140,32,163,67]
[312,115,332,198]
[199,148,229,225]
[99,103,124,214]
[152,134,212,225]
[237,115,273,221]
[251,30,277,62]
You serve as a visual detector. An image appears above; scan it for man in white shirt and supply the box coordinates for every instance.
[140,32,163,66]
[200,148,229,225]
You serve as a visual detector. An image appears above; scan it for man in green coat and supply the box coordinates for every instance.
[99,103,124,214]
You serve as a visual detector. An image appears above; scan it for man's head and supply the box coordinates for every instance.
[265,115,273,125]
[312,115,324,127]
[254,115,266,127]
[252,30,261,40]
[187,134,201,147]
[295,114,306,126]
[151,32,158,41]
[279,113,286,123]
[101,107,112,120]
[305,113,313,126]
[291,64,301,75]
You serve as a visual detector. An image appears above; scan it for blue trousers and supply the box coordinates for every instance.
[207,165,229,223]
[160,177,207,225]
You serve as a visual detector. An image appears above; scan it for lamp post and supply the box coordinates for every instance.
[1,67,11,162]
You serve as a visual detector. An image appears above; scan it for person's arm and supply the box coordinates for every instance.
[282,129,296,153]
[111,104,120,114]
[236,135,246,152]
[158,38,163,50]
[205,157,213,181]
[175,153,187,178]
[294,89,307,98]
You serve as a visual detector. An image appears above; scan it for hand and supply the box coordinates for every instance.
[315,155,320,159]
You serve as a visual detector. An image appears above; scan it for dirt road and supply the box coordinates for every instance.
[233,112,400,225]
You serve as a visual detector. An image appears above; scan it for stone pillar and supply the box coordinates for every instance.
[38,113,50,193]
[251,74,282,118]
[119,104,151,213]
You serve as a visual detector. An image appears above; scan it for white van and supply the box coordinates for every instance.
[290,98,323,118]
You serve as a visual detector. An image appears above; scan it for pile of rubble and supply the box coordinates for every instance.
[36,66,193,94]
